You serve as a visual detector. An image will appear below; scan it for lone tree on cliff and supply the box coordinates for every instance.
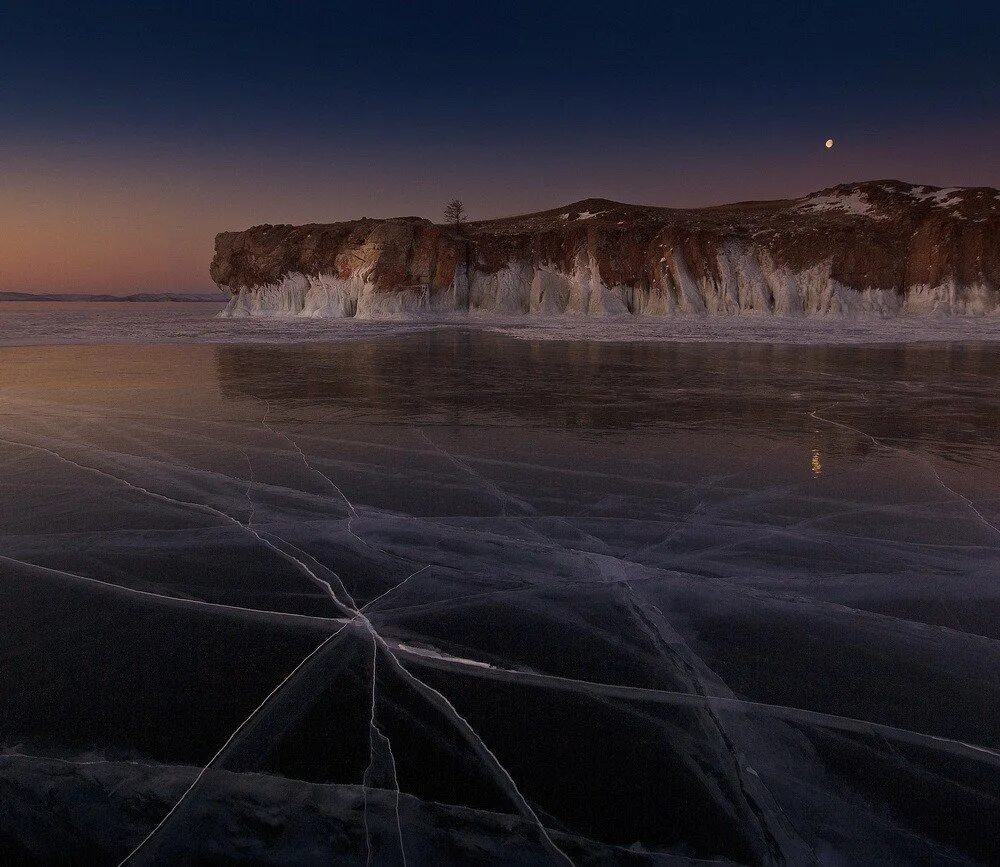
[444,199,467,228]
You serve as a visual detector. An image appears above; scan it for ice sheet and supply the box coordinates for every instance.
[0,336,998,864]
[1,300,1000,345]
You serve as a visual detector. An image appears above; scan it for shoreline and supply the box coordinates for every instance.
[1,303,1000,347]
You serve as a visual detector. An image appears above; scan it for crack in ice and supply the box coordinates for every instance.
[378,640,576,866]
[0,553,347,627]
[10,424,573,865]
[117,618,357,865]
[390,644,1000,768]
[362,630,408,867]
[810,402,1000,541]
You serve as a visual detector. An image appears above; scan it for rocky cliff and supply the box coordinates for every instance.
[212,181,1000,318]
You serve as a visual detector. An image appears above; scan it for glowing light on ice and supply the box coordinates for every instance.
[811,449,823,476]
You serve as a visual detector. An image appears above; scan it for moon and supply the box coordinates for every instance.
[825,138,834,149]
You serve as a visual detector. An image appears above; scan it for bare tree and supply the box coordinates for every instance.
[444,199,467,227]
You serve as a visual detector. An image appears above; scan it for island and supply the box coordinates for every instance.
[211,180,1000,319]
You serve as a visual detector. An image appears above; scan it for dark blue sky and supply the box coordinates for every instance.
[6,1,1000,143]
[2,0,999,291]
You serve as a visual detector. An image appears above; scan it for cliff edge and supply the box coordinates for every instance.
[211,181,1000,318]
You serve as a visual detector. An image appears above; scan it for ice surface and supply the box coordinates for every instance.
[0,333,998,863]
[1,300,1000,345]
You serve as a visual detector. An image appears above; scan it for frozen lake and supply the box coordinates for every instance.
[2,299,1000,345]
[0,324,998,863]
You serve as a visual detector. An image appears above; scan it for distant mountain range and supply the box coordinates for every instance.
[0,291,223,302]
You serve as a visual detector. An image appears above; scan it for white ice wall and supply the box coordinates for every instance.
[218,243,1000,320]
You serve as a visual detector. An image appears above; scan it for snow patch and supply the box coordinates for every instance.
[906,186,964,208]
[798,192,877,217]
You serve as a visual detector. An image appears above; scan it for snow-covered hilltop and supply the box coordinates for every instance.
[212,181,1000,319]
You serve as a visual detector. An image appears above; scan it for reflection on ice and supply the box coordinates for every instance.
[0,336,998,864]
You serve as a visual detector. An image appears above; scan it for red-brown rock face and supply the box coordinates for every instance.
[211,181,1000,317]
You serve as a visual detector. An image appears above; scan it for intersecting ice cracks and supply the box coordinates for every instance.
[24,404,579,866]
[3,378,1000,865]
[256,405,573,865]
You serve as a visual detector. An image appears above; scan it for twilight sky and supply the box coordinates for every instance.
[2,0,1000,294]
